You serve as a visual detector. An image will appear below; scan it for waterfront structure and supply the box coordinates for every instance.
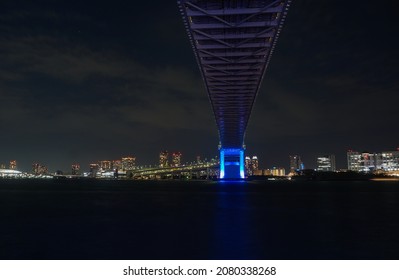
[317,155,336,172]
[122,157,136,171]
[159,151,169,168]
[178,0,291,179]
[172,152,182,167]
[289,155,302,172]
[9,160,17,170]
[0,169,22,178]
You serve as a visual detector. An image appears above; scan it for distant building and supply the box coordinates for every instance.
[122,157,136,171]
[268,167,285,176]
[112,160,122,171]
[0,169,22,178]
[196,156,202,164]
[274,167,285,176]
[360,152,382,172]
[252,156,259,172]
[245,156,251,175]
[159,151,169,168]
[0,163,5,169]
[317,155,336,172]
[381,151,399,171]
[245,155,259,176]
[289,155,302,172]
[172,152,182,167]
[99,160,112,171]
[253,170,263,176]
[347,151,361,171]
[89,163,99,177]
[32,163,48,175]
[347,150,390,172]
[71,164,80,175]
[9,160,17,170]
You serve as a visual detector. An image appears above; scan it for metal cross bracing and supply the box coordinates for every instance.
[178,0,291,149]
[178,0,291,178]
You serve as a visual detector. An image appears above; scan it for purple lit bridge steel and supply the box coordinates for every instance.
[178,0,291,179]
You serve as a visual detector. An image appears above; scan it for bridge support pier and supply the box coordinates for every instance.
[220,148,245,180]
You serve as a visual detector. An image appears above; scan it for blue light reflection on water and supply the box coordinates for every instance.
[212,180,256,259]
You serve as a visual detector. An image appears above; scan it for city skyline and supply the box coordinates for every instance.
[2,146,399,174]
[1,1,398,172]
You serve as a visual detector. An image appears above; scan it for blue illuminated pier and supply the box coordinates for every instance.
[178,0,291,179]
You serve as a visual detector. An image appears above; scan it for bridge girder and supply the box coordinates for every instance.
[178,0,291,178]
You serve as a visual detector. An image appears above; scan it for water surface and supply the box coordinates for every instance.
[1,179,398,259]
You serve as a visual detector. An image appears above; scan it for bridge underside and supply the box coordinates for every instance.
[178,0,291,178]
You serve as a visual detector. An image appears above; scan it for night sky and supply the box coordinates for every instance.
[1,0,398,172]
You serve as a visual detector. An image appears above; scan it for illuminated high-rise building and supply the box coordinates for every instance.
[71,164,80,175]
[245,156,251,176]
[347,151,361,171]
[39,165,48,175]
[9,160,17,170]
[252,156,259,172]
[381,150,399,171]
[172,152,182,167]
[289,155,302,172]
[347,150,383,172]
[360,152,382,172]
[0,163,5,169]
[244,155,259,176]
[99,160,112,171]
[159,151,169,168]
[32,163,47,175]
[122,157,136,171]
[196,155,201,164]
[317,155,336,172]
[112,160,122,171]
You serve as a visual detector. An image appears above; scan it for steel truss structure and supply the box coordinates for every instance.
[178,0,291,178]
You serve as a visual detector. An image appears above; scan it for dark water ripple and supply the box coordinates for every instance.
[1,179,399,259]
